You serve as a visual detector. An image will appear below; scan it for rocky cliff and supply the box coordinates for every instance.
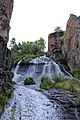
[48,31,64,60]
[64,14,80,71]
[0,0,13,94]
[48,14,80,71]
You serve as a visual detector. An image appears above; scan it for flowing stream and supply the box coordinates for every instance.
[1,56,66,120]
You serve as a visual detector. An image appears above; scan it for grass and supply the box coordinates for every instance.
[40,76,54,90]
[0,87,13,114]
[71,69,80,79]
[24,77,35,85]
[54,77,80,93]
[39,76,80,94]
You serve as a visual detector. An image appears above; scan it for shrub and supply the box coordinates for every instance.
[54,76,65,83]
[40,76,54,90]
[20,54,40,66]
[71,69,80,79]
[24,77,35,85]
[54,77,80,93]
[54,79,74,92]
[0,87,13,114]
[10,72,14,78]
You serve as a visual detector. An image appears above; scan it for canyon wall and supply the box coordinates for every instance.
[48,14,80,71]
[0,0,13,93]
[64,14,80,71]
[48,31,64,60]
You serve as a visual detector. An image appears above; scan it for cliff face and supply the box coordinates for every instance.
[48,14,80,71]
[64,14,80,71]
[48,31,64,60]
[0,0,13,93]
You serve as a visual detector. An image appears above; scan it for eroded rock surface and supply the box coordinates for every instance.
[48,31,64,60]
[0,0,13,94]
[64,14,80,71]
[48,14,80,71]
[46,89,80,120]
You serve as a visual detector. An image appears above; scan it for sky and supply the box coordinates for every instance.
[9,0,80,51]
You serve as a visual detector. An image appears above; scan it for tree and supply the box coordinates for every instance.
[10,38,18,52]
[10,37,46,62]
[35,37,46,54]
[10,38,16,48]
[54,26,62,32]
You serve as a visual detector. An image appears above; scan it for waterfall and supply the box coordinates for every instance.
[12,60,23,84]
[28,56,64,80]
[0,56,69,120]
[13,60,22,73]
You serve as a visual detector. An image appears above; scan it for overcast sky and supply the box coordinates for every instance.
[9,0,80,50]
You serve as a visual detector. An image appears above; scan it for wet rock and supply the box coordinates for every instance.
[45,89,80,120]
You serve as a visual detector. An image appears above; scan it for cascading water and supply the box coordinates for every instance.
[25,56,64,84]
[1,56,65,120]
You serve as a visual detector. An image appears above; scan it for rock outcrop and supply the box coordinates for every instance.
[48,31,64,60]
[46,89,80,120]
[64,14,80,71]
[48,14,80,71]
[0,0,13,93]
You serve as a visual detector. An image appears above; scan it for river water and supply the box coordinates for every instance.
[1,56,65,120]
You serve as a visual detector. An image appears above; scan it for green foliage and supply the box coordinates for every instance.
[20,54,39,66]
[40,76,54,90]
[71,69,80,79]
[10,72,14,78]
[54,76,65,82]
[54,77,80,93]
[0,87,13,114]
[64,30,68,36]
[10,37,46,63]
[54,79,74,92]
[10,38,16,48]
[22,54,39,62]
[24,77,35,85]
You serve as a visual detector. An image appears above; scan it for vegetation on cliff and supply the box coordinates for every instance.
[0,87,13,114]
[40,76,80,94]
[54,77,80,93]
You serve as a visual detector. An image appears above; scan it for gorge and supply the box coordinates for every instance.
[0,56,79,120]
[0,0,80,120]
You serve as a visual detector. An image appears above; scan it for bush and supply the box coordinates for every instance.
[20,54,40,66]
[40,76,54,90]
[10,72,14,78]
[54,77,80,93]
[54,77,65,83]
[54,80,74,92]
[24,77,35,85]
[0,87,13,113]
[71,69,80,79]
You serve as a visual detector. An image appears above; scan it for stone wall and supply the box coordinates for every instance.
[0,0,13,93]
